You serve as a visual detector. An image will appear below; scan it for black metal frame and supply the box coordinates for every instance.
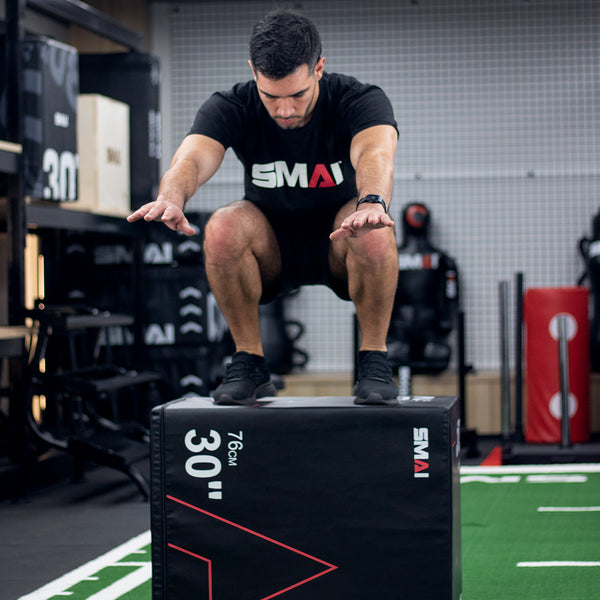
[1,0,146,471]
[27,0,143,51]
[4,0,144,324]
[501,272,600,464]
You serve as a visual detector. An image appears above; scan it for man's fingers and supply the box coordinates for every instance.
[127,202,195,236]
[329,227,352,241]
[145,204,170,222]
[175,219,196,236]
[126,206,149,222]
[360,212,394,228]
[127,203,163,223]
[160,205,194,235]
[343,210,393,230]
[159,204,180,223]
[330,212,394,241]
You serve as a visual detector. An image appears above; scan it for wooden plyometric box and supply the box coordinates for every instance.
[66,93,130,217]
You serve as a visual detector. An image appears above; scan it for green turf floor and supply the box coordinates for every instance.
[461,466,600,600]
[23,466,600,600]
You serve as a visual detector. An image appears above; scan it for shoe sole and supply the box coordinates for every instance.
[353,394,399,406]
[212,381,277,406]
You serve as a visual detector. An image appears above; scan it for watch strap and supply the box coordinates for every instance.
[356,194,388,213]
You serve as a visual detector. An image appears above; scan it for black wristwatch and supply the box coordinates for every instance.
[356,194,387,213]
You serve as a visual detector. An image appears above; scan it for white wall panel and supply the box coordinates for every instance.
[152,0,600,371]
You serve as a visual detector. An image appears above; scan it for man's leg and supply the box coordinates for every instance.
[330,200,399,403]
[204,200,281,355]
[329,201,399,350]
[204,200,281,404]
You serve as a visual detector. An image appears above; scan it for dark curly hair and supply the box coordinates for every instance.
[249,9,322,79]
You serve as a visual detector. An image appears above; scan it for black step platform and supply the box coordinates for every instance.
[24,304,163,499]
[36,365,162,395]
[67,429,150,498]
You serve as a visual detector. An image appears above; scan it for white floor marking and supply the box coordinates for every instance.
[84,564,152,600]
[518,561,600,568]
[460,475,521,483]
[526,474,588,483]
[460,464,600,475]
[17,530,151,600]
[538,506,600,512]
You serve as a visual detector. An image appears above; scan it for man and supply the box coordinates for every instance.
[128,9,400,406]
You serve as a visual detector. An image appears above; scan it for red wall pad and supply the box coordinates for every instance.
[524,287,590,444]
[150,396,461,600]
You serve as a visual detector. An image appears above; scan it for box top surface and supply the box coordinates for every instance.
[160,395,457,412]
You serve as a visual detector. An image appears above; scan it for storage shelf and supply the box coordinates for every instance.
[2,0,150,470]
[26,204,145,237]
[0,141,22,174]
[27,0,143,51]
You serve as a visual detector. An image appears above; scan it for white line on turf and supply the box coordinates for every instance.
[518,561,600,567]
[460,464,600,475]
[538,506,600,512]
[16,530,151,600]
[526,474,588,483]
[84,564,152,600]
[461,471,595,484]
[460,475,521,483]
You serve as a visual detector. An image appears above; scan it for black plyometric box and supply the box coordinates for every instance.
[141,212,211,267]
[22,37,79,201]
[88,212,210,269]
[79,52,161,211]
[143,345,219,398]
[144,265,228,347]
[151,396,462,600]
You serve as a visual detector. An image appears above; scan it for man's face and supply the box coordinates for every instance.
[251,57,325,129]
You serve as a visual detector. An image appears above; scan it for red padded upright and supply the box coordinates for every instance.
[524,287,590,444]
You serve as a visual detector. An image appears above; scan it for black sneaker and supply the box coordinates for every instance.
[212,351,277,405]
[353,350,398,405]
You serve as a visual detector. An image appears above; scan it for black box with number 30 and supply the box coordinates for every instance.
[22,37,78,202]
[151,396,461,600]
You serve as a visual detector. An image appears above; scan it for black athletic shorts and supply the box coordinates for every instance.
[258,210,351,304]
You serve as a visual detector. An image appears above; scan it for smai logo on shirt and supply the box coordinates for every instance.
[252,160,344,189]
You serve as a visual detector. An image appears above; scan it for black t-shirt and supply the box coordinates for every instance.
[188,72,397,227]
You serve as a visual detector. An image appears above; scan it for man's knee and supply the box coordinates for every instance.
[204,204,251,265]
[349,228,398,265]
[204,201,278,268]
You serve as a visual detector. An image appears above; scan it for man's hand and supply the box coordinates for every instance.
[330,206,394,241]
[127,200,196,236]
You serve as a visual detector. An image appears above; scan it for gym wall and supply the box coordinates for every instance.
[151,0,600,372]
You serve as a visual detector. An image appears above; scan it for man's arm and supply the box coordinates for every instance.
[127,134,226,236]
[330,124,398,241]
